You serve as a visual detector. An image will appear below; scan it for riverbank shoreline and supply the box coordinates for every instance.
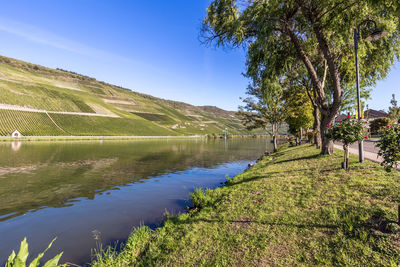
[90,143,400,266]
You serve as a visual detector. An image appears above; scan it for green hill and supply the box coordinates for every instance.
[0,55,253,137]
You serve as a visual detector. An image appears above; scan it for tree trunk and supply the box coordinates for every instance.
[313,106,322,148]
[272,123,278,152]
[320,114,334,155]
[343,144,349,170]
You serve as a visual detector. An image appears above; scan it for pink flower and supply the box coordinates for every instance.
[347,114,351,118]
[327,124,331,127]
[387,125,391,128]
[365,136,369,139]
[365,121,368,124]
[339,122,342,124]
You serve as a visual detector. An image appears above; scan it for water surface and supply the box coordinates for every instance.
[0,138,271,264]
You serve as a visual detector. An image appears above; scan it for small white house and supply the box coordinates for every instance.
[11,130,22,138]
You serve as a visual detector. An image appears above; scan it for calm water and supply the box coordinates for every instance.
[0,138,271,265]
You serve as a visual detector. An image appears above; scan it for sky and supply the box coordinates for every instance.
[0,1,398,111]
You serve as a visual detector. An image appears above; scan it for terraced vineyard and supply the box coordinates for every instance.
[0,110,65,136]
[0,55,256,136]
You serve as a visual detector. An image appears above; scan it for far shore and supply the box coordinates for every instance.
[0,134,274,142]
[0,135,206,142]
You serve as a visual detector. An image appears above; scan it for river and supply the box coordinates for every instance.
[0,138,272,265]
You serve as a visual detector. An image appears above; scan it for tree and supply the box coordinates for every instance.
[282,83,314,142]
[238,79,285,152]
[203,0,400,154]
[389,94,400,124]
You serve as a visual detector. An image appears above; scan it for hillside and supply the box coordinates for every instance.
[0,55,253,137]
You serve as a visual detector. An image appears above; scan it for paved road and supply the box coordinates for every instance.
[333,141,400,171]
[334,140,383,164]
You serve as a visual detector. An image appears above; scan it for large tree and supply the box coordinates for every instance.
[203,0,400,154]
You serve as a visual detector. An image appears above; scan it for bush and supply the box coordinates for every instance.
[377,125,400,172]
[369,117,390,135]
[326,116,368,169]
[191,188,221,209]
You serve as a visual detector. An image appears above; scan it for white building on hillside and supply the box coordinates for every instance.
[11,130,22,138]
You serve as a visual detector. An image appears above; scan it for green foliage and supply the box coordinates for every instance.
[203,0,400,154]
[6,237,65,267]
[388,94,400,124]
[91,226,153,267]
[191,188,221,209]
[283,86,314,136]
[377,125,400,172]
[369,117,390,135]
[326,117,367,145]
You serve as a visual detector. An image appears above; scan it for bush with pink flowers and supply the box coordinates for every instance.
[377,124,400,172]
[326,116,368,169]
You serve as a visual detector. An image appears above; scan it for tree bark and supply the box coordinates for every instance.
[320,114,334,154]
[343,144,349,170]
[313,106,322,148]
[272,123,278,152]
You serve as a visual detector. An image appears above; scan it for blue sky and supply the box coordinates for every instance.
[0,1,397,111]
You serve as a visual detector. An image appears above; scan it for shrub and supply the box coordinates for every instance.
[377,125,400,172]
[369,117,390,135]
[191,188,220,209]
[326,116,368,169]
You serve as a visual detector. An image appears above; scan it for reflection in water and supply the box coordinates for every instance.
[10,141,22,152]
[0,138,271,265]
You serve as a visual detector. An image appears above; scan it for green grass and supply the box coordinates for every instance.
[91,144,400,266]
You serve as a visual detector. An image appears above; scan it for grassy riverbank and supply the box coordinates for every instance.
[91,144,400,266]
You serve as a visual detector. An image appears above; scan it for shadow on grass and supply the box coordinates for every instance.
[169,216,338,230]
[226,167,341,188]
[272,153,322,165]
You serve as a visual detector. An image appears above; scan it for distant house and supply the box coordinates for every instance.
[334,114,348,124]
[11,130,22,138]
[365,109,388,120]
[334,109,388,124]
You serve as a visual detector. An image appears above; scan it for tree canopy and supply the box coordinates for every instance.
[203,0,400,154]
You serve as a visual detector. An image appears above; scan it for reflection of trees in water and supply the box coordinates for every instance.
[0,139,270,221]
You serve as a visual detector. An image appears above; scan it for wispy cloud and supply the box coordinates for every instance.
[0,18,128,62]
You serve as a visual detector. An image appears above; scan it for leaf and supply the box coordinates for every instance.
[13,237,29,266]
[5,250,16,267]
[29,237,57,267]
[42,252,63,267]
